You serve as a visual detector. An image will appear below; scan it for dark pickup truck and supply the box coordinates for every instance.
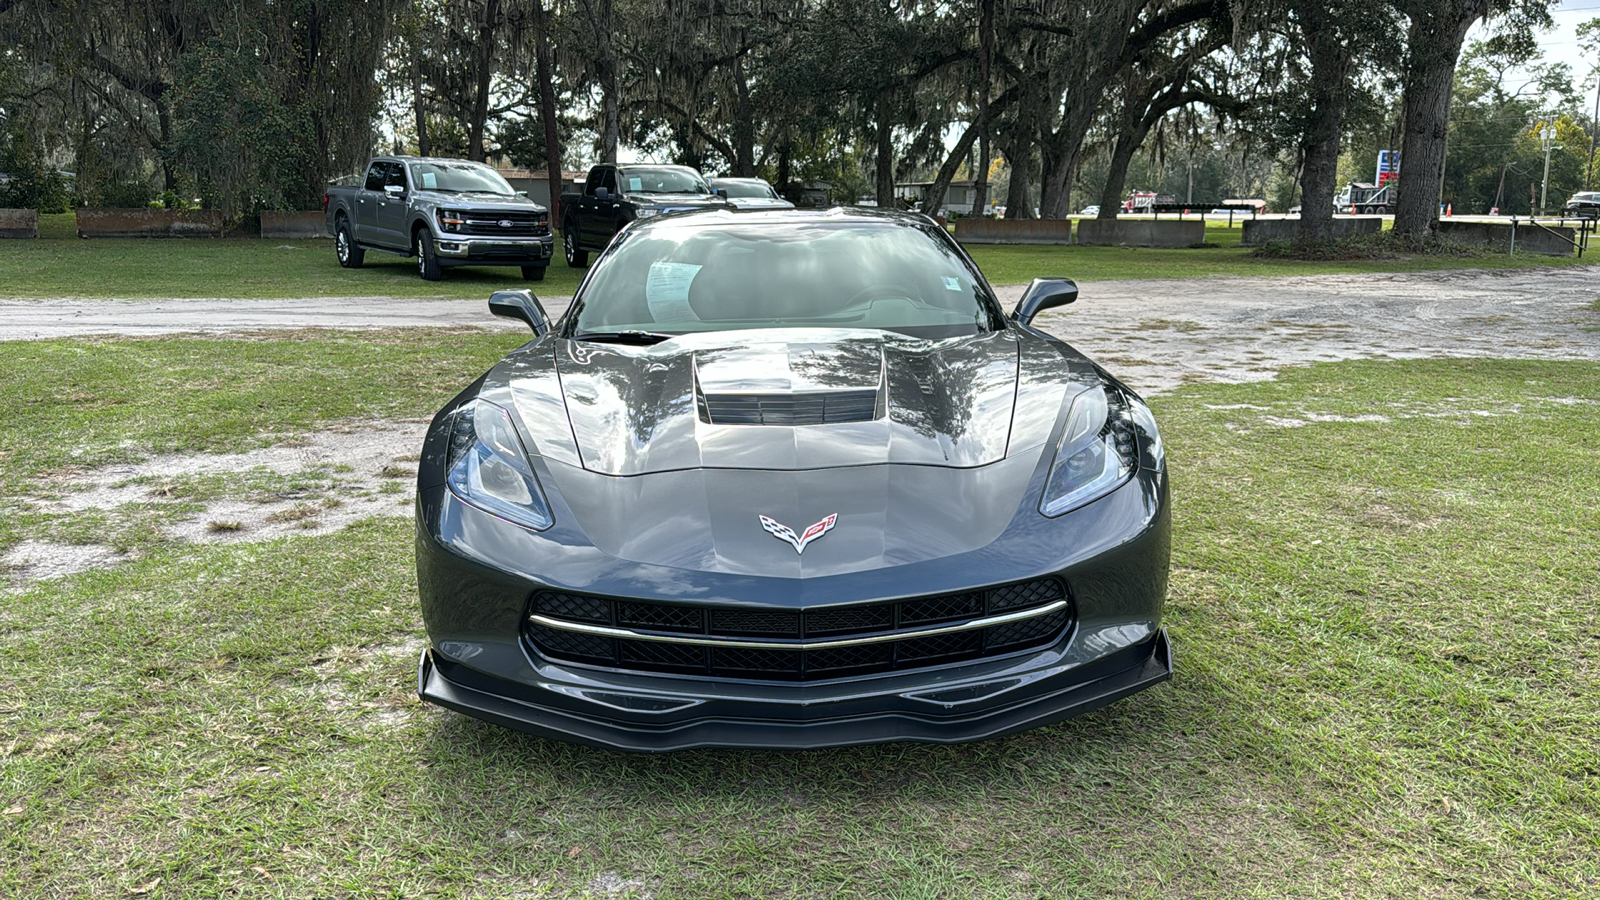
[558,164,728,267]
[323,156,554,281]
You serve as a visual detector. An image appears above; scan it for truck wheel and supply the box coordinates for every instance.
[417,230,443,281]
[563,223,588,268]
[336,217,364,268]
[521,265,547,282]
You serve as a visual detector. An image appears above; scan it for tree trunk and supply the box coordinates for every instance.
[921,89,1016,216]
[1004,144,1035,219]
[467,0,500,162]
[1296,31,1347,242]
[1098,128,1142,218]
[732,53,756,176]
[413,61,431,157]
[585,0,620,162]
[875,93,895,208]
[1392,0,1486,237]
[970,0,993,215]
[532,0,561,222]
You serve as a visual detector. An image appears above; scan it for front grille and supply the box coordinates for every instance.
[701,389,879,426]
[524,578,1071,681]
[458,211,549,237]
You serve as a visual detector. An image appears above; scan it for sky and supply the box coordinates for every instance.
[1515,0,1600,94]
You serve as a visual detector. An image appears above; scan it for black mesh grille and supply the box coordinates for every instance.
[986,607,1071,648]
[701,390,880,426]
[989,578,1066,611]
[710,608,801,636]
[617,602,702,632]
[900,592,984,624]
[524,578,1071,681]
[806,605,893,635]
[534,591,610,624]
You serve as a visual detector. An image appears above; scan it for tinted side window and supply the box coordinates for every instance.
[364,163,385,192]
[384,163,407,189]
[601,169,618,194]
[585,168,605,195]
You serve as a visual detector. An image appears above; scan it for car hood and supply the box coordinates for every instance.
[412,190,546,212]
[629,192,726,209]
[509,328,1036,476]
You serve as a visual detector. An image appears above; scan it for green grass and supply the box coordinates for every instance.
[0,332,515,560]
[1,213,1589,300]
[2,338,1597,897]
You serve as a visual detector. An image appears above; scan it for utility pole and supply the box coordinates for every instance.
[1588,74,1600,190]
[1539,123,1557,215]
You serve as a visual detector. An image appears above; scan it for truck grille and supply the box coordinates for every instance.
[523,578,1071,681]
[459,211,549,237]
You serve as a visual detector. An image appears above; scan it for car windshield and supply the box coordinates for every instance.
[409,161,514,195]
[621,167,711,195]
[716,180,778,199]
[571,219,1001,340]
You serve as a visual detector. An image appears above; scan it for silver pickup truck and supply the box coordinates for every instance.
[323,156,555,281]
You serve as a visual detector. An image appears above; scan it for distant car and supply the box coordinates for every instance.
[707,177,795,210]
[1208,209,1232,215]
[1079,205,1100,216]
[1564,192,1600,215]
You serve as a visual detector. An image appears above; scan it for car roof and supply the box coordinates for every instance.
[627,206,938,232]
[707,176,773,184]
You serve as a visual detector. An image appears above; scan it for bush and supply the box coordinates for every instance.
[1251,231,1495,260]
[0,127,71,212]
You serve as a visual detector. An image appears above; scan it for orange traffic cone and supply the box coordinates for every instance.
[1446,203,1452,216]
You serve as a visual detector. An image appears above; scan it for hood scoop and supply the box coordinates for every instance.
[543,329,1019,475]
[694,342,886,426]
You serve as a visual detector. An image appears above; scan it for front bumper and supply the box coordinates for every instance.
[418,628,1170,751]
[434,235,554,265]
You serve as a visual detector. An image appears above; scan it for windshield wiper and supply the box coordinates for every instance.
[571,330,675,345]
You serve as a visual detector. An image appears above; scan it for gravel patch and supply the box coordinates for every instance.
[7,421,425,592]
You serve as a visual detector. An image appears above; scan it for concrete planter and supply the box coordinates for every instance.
[260,211,329,239]
[1437,220,1575,257]
[1076,219,1205,248]
[0,208,39,239]
[953,218,1073,245]
[76,208,224,238]
[1240,217,1381,246]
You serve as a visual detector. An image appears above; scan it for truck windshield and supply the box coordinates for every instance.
[570,219,1002,340]
[409,162,514,195]
[621,167,711,195]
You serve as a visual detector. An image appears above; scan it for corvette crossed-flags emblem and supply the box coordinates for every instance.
[759,513,837,555]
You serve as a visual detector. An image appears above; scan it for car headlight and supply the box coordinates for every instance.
[1039,384,1150,517]
[633,206,659,219]
[437,209,466,233]
[445,399,553,530]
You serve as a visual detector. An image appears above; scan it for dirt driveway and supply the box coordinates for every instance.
[3,266,1596,396]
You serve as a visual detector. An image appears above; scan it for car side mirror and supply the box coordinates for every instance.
[715,188,730,200]
[515,190,528,198]
[488,289,551,336]
[595,187,610,201]
[384,184,405,199]
[1011,277,1078,327]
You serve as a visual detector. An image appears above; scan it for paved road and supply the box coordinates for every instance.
[3,266,1597,395]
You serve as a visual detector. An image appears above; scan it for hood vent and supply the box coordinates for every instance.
[700,389,880,426]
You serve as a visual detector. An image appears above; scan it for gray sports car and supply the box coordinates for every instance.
[414,207,1170,751]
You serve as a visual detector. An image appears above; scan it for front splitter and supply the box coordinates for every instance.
[416,630,1171,752]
